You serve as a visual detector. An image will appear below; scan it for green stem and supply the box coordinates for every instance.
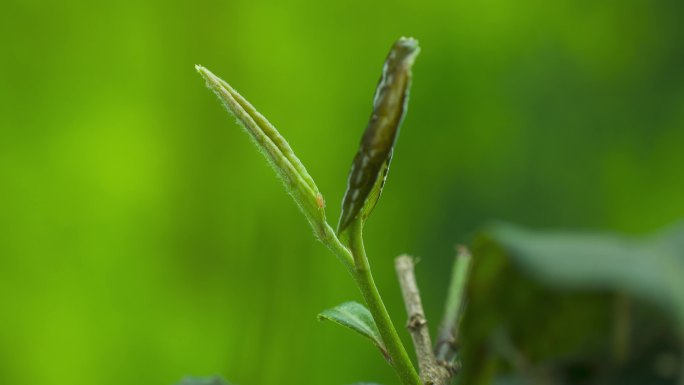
[321,218,420,384]
[435,246,472,363]
[347,220,422,385]
[319,223,355,270]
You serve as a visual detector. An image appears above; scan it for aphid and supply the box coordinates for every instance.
[338,37,420,234]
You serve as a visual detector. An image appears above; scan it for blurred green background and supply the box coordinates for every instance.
[1,0,683,384]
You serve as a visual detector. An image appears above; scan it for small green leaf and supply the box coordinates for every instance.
[196,65,327,237]
[318,301,389,360]
[488,221,684,323]
[337,37,420,233]
[175,376,229,385]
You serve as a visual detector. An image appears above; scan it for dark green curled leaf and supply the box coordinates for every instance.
[337,37,420,233]
[318,301,389,360]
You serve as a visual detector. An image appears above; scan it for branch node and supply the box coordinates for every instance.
[407,314,427,331]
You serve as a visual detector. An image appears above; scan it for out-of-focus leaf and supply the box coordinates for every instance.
[175,376,229,385]
[488,221,684,323]
[318,301,388,360]
[337,37,420,233]
[651,221,684,254]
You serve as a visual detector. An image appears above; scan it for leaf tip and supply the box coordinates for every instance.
[394,36,421,67]
[195,64,209,78]
[397,36,419,50]
[456,244,472,259]
[195,65,224,91]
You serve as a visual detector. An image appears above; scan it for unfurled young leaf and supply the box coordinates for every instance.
[337,37,420,234]
[175,376,229,385]
[196,65,327,237]
[318,301,389,360]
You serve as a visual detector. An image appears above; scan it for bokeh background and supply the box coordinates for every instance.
[1,0,683,384]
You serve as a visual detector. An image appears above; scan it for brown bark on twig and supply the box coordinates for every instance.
[395,255,451,385]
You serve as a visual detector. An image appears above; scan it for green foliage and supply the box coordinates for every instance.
[2,0,684,384]
[457,223,684,384]
[489,221,684,324]
[196,38,422,385]
[318,302,389,361]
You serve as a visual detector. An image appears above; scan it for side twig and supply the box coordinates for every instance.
[395,255,450,385]
[435,245,473,373]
